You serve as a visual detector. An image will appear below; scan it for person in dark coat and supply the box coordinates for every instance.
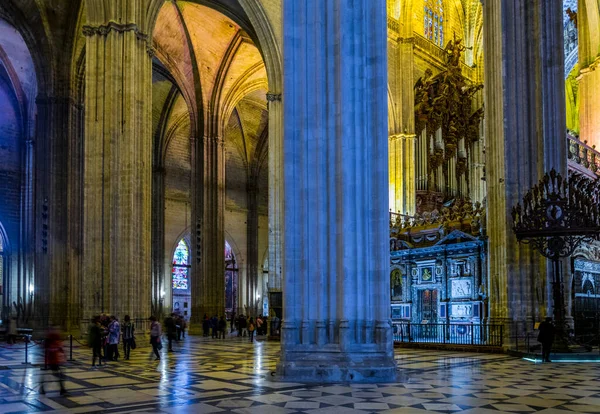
[202,314,210,337]
[538,317,555,362]
[164,314,176,352]
[211,315,218,339]
[89,316,103,368]
[217,316,227,339]
[239,315,247,337]
[121,315,135,360]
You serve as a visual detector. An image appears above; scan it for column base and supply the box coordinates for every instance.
[276,349,397,383]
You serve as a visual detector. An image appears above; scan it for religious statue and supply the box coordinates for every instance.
[391,269,403,299]
[444,37,466,68]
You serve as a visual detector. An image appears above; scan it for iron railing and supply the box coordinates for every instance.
[393,322,503,347]
[568,135,600,176]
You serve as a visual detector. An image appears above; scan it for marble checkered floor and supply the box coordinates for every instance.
[0,335,599,413]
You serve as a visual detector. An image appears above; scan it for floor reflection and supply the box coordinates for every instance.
[0,335,598,412]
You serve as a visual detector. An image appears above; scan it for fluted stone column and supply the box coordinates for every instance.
[82,3,154,322]
[579,64,600,148]
[246,182,259,315]
[191,133,225,323]
[484,0,566,335]
[267,93,283,294]
[278,0,395,383]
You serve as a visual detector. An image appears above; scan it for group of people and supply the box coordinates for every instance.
[88,314,136,368]
[202,315,229,339]
[200,314,267,342]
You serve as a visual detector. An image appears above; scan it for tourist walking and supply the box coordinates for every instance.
[256,316,263,336]
[89,316,103,368]
[218,316,226,339]
[211,315,218,339]
[239,315,247,337]
[164,313,176,352]
[538,317,555,362]
[41,326,66,395]
[121,315,135,360]
[248,317,256,343]
[203,314,210,337]
[149,316,162,360]
[107,316,120,361]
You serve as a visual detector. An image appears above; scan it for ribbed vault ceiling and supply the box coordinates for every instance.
[153,1,268,173]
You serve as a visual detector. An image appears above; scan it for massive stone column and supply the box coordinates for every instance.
[82,1,155,323]
[484,0,566,335]
[278,0,395,382]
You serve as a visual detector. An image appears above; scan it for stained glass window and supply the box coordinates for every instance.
[224,241,238,315]
[172,239,190,290]
[425,0,444,47]
[563,0,578,76]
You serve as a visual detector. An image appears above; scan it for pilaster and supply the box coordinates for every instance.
[267,93,283,293]
[246,181,259,315]
[278,0,395,383]
[389,134,416,214]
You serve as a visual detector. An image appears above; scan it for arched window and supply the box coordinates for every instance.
[424,0,444,47]
[224,241,238,317]
[172,239,190,290]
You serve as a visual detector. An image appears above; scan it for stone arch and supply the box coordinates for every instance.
[0,3,51,96]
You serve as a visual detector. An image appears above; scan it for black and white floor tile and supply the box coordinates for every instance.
[0,335,598,413]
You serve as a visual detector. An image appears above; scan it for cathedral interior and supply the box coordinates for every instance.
[1,0,600,390]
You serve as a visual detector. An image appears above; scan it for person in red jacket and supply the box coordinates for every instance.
[41,326,66,395]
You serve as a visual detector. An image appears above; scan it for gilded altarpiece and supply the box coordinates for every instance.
[390,201,487,325]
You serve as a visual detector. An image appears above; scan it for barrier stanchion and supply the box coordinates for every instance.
[22,336,30,365]
[68,335,74,361]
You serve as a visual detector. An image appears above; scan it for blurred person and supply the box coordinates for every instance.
[538,317,555,363]
[107,315,120,361]
[6,317,17,344]
[218,316,226,339]
[121,315,135,360]
[248,317,256,343]
[89,316,103,368]
[202,314,210,337]
[256,315,263,336]
[164,313,176,352]
[41,326,66,395]
[149,316,162,360]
